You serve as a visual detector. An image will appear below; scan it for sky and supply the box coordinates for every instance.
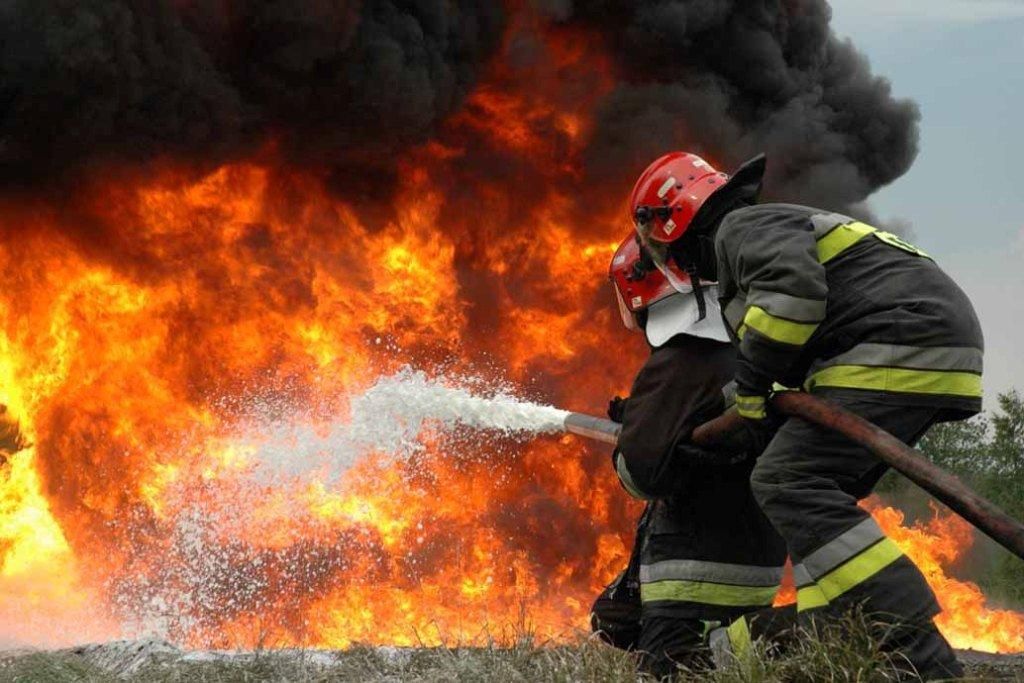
[828,0,1024,406]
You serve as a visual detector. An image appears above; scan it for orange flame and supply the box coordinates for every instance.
[0,11,1019,655]
[772,499,1024,653]
[867,500,1024,653]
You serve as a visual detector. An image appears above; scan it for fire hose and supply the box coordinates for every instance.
[562,392,1024,562]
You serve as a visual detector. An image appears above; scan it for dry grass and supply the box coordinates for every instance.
[2,615,1020,682]
[0,638,640,683]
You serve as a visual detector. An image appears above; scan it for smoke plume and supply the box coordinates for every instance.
[1,1,917,211]
[558,0,921,212]
[0,1,506,189]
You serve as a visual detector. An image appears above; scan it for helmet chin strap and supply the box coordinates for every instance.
[685,262,708,321]
[670,232,718,322]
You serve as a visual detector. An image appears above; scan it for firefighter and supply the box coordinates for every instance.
[590,232,788,678]
[626,151,983,679]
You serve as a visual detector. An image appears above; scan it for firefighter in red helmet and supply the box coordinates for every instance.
[624,151,983,679]
[590,229,788,678]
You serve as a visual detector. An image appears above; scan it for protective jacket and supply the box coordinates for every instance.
[715,204,984,419]
[613,335,787,623]
[614,335,736,500]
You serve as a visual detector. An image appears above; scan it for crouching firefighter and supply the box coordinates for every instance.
[590,231,788,678]
[627,151,984,680]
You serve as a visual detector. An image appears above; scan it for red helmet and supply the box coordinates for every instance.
[629,152,729,243]
[609,233,692,331]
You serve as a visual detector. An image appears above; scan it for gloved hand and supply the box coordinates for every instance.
[735,389,770,422]
[607,395,629,423]
[734,357,774,423]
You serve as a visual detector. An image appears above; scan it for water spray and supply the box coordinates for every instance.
[346,371,1024,561]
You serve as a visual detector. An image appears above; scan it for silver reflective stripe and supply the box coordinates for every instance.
[615,453,653,500]
[810,343,983,375]
[810,212,855,238]
[747,288,827,324]
[792,563,814,588]
[640,560,784,587]
[802,518,885,579]
[723,296,747,331]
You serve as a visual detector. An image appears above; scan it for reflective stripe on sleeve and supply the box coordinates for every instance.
[640,560,784,587]
[640,580,779,607]
[735,394,767,420]
[742,305,819,346]
[746,289,827,324]
[806,365,983,399]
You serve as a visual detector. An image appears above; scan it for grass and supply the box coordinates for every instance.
[700,613,911,683]
[2,614,1021,682]
[0,640,640,683]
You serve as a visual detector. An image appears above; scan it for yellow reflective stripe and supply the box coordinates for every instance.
[806,365,983,398]
[727,617,752,657]
[743,305,818,346]
[641,580,779,607]
[796,584,830,612]
[817,539,904,602]
[735,395,767,420]
[816,221,875,263]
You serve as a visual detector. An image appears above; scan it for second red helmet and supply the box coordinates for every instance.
[608,232,689,331]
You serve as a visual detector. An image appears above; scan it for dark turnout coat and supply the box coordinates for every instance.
[612,335,787,622]
[715,204,984,419]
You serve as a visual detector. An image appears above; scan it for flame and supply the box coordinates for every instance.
[0,9,1020,655]
[771,499,1024,653]
[866,500,1024,653]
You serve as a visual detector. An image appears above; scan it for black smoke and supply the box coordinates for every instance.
[0,0,918,214]
[0,0,506,190]
[552,0,921,213]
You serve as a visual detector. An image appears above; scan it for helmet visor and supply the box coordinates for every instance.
[614,286,639,331]
[634,212,692,296]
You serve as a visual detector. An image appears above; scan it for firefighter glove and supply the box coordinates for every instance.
[607,395,629,423]
[735,357,774,423]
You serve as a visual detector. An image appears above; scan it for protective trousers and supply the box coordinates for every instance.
[634,458,787,678]
[749,395,962,680]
